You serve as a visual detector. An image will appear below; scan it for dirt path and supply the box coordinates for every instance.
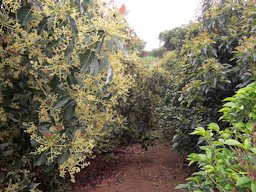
[72,144,191,192]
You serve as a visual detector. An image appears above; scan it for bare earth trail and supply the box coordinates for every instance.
[72,144,191,192]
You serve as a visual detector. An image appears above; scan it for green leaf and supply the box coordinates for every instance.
[28,183,40,190]
[62,100,76,120]
[58,149,71,165]
[50,75,60,91]
[188,153,200,165]
[95,32,105,52]
[74,73,84,86]
[31,0,43,11]
[65,37,76,58]
[45,163,57,173]
[73,0,91,14]
[66,14,78,35]
[219,107,231,113]
[67,67,79,85]
[190,127,208,136]
[175,184,188,189]
[244,138,250,150]
[236,176,251,187]
[223,102,236,108]
[33,152,47,167]
[38,122,52,129]
[37,17,49,34]
[224,139,243,147]
[106,65,113,84]
[106,40,114,51]
[252,181,256,192]
[52,95,72,110]
[89,58,100,75]
[80,50,96,72]
[204,165,215,172]
[223,97,235,102]
[17,6,32,26]
[113,36,128,57]
[250,148,256,155]
[208,123,219,131]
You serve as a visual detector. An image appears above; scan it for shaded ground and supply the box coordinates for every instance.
[72,144,191,192]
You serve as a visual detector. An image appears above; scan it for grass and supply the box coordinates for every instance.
[138,56,156,64]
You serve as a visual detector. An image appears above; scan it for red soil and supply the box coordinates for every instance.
[72,144,191,192]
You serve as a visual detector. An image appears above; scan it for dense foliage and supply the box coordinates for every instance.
[0,0,165,191]
[157,0,256,190]
[117,62,168,147]
[159,26,187,51]
[177,82,256,191]
[158,0,256,155]
[2,0,256,191]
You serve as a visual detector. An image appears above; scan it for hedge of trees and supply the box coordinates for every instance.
[0,1,165,191]
[159,0,256,154]
[158,0,256,191]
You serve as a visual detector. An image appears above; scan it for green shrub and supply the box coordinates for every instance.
[177,81,256,191]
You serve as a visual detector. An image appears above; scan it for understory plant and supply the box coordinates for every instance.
[177,82,256,191]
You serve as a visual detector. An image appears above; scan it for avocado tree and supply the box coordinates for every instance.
[0,0,137,190]
[158,0,256,154]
